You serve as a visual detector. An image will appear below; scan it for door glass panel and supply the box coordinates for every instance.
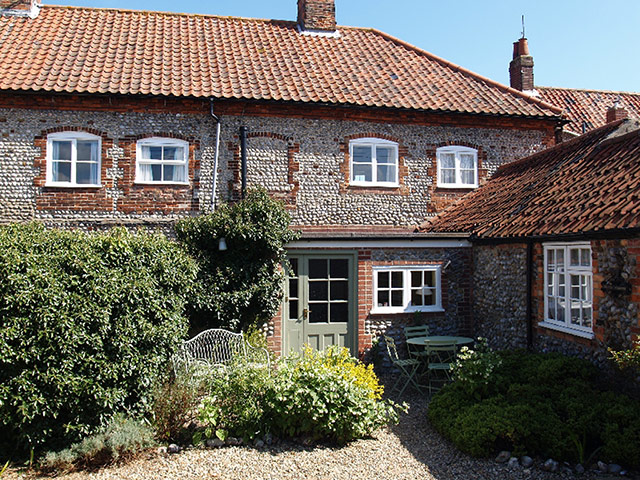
[330,281,348,301]
[309,281,328,301]
[330,259,348,278]
[289,300,298,320]
[308,259,328,279]
[309,302,328,323]
[330,303,348,323]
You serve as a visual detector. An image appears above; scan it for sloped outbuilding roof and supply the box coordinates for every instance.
[0,5,563,118]
[537,86,640,136]
[420,119,640,239]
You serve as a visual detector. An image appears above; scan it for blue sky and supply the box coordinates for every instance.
[53,0,640,93]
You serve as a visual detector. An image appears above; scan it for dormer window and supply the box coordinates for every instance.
[46,132,101,187]
[437,146,478,188]
[349,138,398,187]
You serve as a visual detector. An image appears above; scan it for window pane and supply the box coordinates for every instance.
[460,153,475,169]
[308,303,327,323]
[309,281,328,301]
[330,281,348,301]
[377,271,389,288]
[308,259,327,279]
[164,146,183,160]
[288,278,298,297]
[151,164,162,181]
[76,162,98,184]
[441,169,455,184]
[570,248,580,267]
[330,259,348,279]
[423,288,436,305]
[376,146,394,164]
[547,273,554,295]
[424,270,435,286]
[330,303,348,323]
[77,141,98,162]
[411,288,422,306]
[163,165,177,182]
[440,153,455,168]
[570,275,580,299]
[376,164,395,182]
[583,307,592,327]
[142,146,162,160]
[52,161,71,182]
[559,274,565,297]
[411,271,421,288]
[571,306,581,325]
[391,271,403,288]
[547,250,555,270]
[352,146,372,163]
[377,290,389,307]
[557,249,564,269]
[352,163,372,182]
[289,300,298,320]
[391,290,403,306]
[548,297,556,320]
[557,299,565,322]
[581,249,591,267]
[52,141,71,161]
[461,169,475,185]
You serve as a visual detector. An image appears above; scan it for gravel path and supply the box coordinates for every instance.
[4,387,628,480]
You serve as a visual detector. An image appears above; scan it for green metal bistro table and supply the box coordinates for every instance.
[406,335,474,347]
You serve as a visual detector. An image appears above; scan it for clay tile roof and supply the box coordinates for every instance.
[419,119,640,239]
[0,5,562,118]
[537,86,640,136]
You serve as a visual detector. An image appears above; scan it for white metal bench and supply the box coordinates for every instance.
[173,328,270,375]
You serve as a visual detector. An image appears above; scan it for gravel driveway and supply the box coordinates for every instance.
[4,387,624,480]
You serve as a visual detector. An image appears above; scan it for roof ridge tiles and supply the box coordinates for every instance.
[537,85,640,96]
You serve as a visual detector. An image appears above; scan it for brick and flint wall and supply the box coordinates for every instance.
[473,238,640,371]
[0,93,555,229]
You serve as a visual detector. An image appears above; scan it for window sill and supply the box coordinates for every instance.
[370,307,444,315]
[436,184,478,190]
[350,182,399,188]
[44,183,102,189]
[133,181,190,186]
[538,321,594,340]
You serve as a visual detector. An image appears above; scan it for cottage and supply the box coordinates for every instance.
[0,0,565,356]
[421,118,640,364]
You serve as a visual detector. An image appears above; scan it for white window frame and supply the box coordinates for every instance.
[349,138,399,187]
[371,265,443,314]
[45,131,102,187]
[135,137,189,185]
[436,145,478,188]
[540,242,594,339]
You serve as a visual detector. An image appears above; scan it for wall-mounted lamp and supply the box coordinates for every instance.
[218,237,227,251]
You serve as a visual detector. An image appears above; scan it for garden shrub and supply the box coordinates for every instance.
[429,349,640,468]
[0,223,197,455]
[41,415,155,473]
[175,189,299,332]
[194,360,272,444]
[192,346,403,446]
[266,346,402,444]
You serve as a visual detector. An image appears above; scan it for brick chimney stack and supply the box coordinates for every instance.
[606,104,628,123]
[297,0,336,32]
[509,37,535,93]
[0,0,40,17]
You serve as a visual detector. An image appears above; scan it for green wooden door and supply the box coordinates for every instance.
[284,254,356,355]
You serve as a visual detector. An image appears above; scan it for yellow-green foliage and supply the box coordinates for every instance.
[297,346,383,400]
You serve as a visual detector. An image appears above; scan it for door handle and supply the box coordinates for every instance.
[303,308,310,319]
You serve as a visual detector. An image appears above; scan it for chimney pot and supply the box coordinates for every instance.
[297,0,336,32]
[509,37,534,92]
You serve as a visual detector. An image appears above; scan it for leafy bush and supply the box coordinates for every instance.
[451,337,502,398]
[194,360,272,444]
[0,223,197,454]
[176,189,299,332]
[193,346,402,446]
[41,415,155,473]
[428,350,640,468]
[267,346,401,444]
[609,339,640,370]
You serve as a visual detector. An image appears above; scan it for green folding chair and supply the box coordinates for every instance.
[404,324,430,361]
[383,335,423,396]
[425,341,457,396]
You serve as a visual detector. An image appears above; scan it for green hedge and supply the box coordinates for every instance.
[0,223,197,454]
[428,350,640,468]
